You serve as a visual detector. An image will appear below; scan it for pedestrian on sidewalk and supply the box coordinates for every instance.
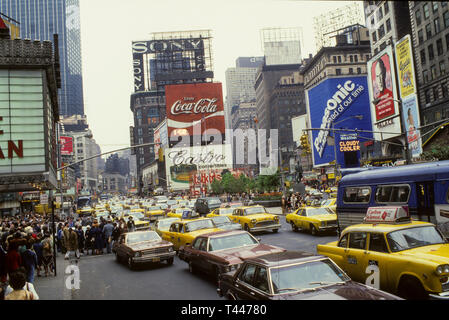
[21,241,37,284]
[76,225,85,256]
[64,227,79,260]
[4,267,39,300]
[32,236,43,278]
[41,233,53,277]
[102,220,114,254]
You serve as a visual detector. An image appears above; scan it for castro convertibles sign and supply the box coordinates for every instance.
[165,83,225,140]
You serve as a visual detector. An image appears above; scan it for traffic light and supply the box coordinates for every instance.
[300,133,311,154]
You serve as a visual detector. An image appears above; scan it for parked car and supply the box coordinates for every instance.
[217,251,402,300]
[113,230,175,269]
[194,197,222,215]
[152,217,180,236]
[179,230,285,282]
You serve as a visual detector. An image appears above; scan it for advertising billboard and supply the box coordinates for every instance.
[306,76,374,168]
[60,136,73,155]
[291,114,309,147]
[395,35,422,158]
[164,144,232,190]
[367,46,402,141]
[165,82,225,144]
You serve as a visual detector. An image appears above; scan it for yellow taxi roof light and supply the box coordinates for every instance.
[364,206,410,224]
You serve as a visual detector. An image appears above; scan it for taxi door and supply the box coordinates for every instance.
[230,209,241,224]
[343,231,369,283]
[362,232,390,291]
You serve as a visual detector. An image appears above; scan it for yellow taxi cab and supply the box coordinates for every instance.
[321,198,337,213]
[160,218,222,251]
[144,205,166,222]
[229,205,281,233]
[286,206,337,235]
[77,206,95,217]
[206,206,235,218]
[120,210,150,231]
[317,206,449,300]
[167,207,199,220]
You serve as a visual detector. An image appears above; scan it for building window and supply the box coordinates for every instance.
[357,67,361,74]
[424,3,430,19]
[372,31,377,43]
[420,49,426,64]
[418,29,424,43]
[333,56,337,63]
[378,24,385,39]
[377,7,383,21]
[349,55,354,63]
[416,10,422,26]
[354,55,358,62]
[423,70,430,82]
[425,89,431,103]
[433,1,439,12]
[428,44,435,60]
[431,64,437,79]
[426,24,432,39]
[447,34,449,50]
[434,18,441,33]
[349,68,353,74]
[337,56,342,63]
[442,82,448,97]
[384,2,389,14]
[441,61,447,74]
[437,38,444,55]
[433,86,440,100]
[386,19,391,32]
[336,68,342,75]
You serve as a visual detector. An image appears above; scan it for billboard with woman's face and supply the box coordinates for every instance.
[370,50,396,121]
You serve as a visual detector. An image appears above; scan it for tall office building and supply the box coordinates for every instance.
[0,0,85,116]
[261,27,303,65]
[313,2,365,51]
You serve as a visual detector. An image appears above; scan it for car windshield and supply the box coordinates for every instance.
[185,219,215,232]
[208,233,258,251]
[127,231,161,244]
[167,200,177,205]
[148,206,161,211]
[244,206,266,215]
[208,199,221,205]
[306,208,332,216]
[157,219,179,230]
[321,200,333,206]
[386,226,446,252]
[270,259,349,294]
[176,208,191,214]
[212,216,231,224]
[218,208,234,215]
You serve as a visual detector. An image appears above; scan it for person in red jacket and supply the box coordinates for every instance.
[6,242,21,275]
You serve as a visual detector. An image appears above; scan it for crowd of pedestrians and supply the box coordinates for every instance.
[0,209,135,300]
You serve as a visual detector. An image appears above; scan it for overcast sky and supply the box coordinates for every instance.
[78,0,364,155]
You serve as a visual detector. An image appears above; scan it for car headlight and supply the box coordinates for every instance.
[274,216,279,222]
[135,252,142,257]
[168,247,173,252]
[321,221,326,227]
[437,264,449,275]
[251,219,257,224]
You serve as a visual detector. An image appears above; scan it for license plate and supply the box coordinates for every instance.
[152,258,160,262]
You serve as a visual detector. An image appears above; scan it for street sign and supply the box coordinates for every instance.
[40,193,48,205]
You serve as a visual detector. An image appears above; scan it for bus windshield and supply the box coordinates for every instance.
[77,196,91,208]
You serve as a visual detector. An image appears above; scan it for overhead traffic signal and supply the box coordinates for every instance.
[300,133,311,154]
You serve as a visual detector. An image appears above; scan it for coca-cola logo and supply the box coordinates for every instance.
[170,98,218,115]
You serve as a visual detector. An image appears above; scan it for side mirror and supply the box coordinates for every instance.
[257,238,261,242]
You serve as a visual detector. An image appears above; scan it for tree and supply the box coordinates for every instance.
[422,143,449,161]
[210,178,224,194]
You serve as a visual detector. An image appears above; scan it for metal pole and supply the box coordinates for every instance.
[332,121,338,182]
[50,190,57,277]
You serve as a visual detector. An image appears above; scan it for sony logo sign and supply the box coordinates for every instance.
[132,39,204,54]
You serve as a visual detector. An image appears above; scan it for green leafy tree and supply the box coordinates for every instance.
[210,178,224,194]
[422,143,449,161]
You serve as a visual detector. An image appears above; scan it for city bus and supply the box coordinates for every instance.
[336,160,449,238]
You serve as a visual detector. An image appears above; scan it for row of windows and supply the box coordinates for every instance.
[371,18,392,44]
[417,13,449,45]
[424,81,448,105]
[415,2,448,26]
[342,185,410,204]
[420,34,449,69]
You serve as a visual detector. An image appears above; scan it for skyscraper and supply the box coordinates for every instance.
[0,0,85,116]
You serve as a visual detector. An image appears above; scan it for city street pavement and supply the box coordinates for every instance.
[34,208,338,300]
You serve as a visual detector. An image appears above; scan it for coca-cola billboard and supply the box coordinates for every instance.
[165,83,225,139]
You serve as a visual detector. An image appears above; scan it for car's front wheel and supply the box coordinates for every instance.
[188,261,196,274]
[127,256,135,270]
[310,224,318,236]
[167,257,174,266]
[290,222,298,231]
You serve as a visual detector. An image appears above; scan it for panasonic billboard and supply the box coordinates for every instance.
[306,76,374,168]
